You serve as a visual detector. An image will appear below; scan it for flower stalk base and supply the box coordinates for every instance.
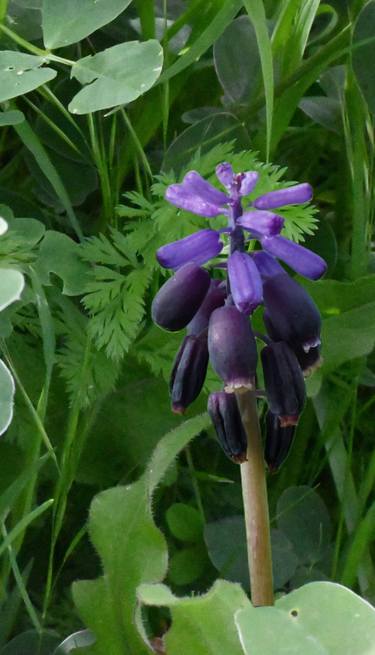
[236,390,274,607]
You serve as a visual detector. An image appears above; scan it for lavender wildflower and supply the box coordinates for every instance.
[152,160,326,466]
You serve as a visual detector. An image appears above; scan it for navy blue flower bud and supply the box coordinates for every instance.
[152,262,211,331]
[261,341,305,427]
[187,280,226,336]
[262,272,321,354]
[208,391,248,463]
[170,335,208,414]
[208,305,257,392]
[264,411,295,472]
[293,344,322,377]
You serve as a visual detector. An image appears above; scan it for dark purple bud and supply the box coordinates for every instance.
[187,280,226,335]
[261,236,327,280]
[239,172,259,196]
[208,392,247,463]
[228,251,263,315]
[265,412,295,473]
[254,183,313,209]
[170,335,209,414]
[216,162,234,188]
[293,344,322,377]
[261,342,305,427]
[156,229,223,269]
[253,251,284,279]
[152,263,210,331]
[208,305,257,392]
[237,210,284,237]
[263,272,321,354]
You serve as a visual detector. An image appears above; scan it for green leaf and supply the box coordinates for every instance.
[0,110,25,126]
[159,0,242,84]
[162,113,250,174]
[0,360,15,436]
[42,0,134,49]
[168,545,207,585]
[299,96,341,133]
[0,499,53,559]
[0,269,24,311]
[35,231,90,296]
[242,0,274,160]
[321,302,375,373]
[0,630,60,655]
[53,630,95,654]
[276,486,332,565]
[137,580,248,655]
[353,0,375,114]
[68,41,163,115]
[72,414,211,655]
[0,52,56,103]
[14,119,83,240]
[214,15,260,104]
[166,503,203,542]
[204,516,298,590]
[276,582,375,655]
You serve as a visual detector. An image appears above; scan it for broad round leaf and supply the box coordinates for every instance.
[0,268,25,311]
[236,582,375,655]
[42,0,133,49]
[0,52,56,103]
[68,41,163,115]
[277,486,332,565]
[214,15,260,104]
[0,217,8,235]
[0,360,15,436]
[0,630,60,655]
[166,503,203,542]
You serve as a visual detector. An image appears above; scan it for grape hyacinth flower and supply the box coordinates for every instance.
[152,161,327,467]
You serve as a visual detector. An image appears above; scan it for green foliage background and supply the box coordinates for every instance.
[0,0,374,653]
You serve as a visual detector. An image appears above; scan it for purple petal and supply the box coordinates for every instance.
[183,171,229,205]
[165,184,224,217]
[237,210,284,236]
[216,162,234,188]
[157,229,223,269]
[261,236,327,280]
[253,251,284,278]
[254,183,313,209]
[239,172,259,196]
[228,251,263,314]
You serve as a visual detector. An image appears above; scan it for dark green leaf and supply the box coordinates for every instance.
[166,503,203,543]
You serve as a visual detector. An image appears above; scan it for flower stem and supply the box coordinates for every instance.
[235,390,274,606]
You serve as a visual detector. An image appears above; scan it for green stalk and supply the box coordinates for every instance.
[236,391,274,606]
[88,114,113,230]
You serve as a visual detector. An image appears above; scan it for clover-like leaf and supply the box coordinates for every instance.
[69,41,163,115]
[0,52,56,103]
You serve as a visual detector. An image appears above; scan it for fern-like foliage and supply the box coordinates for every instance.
[55,297,121,408]
[80,229,153,361]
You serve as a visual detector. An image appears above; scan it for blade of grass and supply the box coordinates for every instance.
[158,0,242,84]
[341,501,375,588]
[13,118,83,240]
[0,500,54,559]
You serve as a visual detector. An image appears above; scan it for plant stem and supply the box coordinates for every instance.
[235,390,274,607]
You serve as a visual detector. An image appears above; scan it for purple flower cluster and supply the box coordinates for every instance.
[152,163,326,470]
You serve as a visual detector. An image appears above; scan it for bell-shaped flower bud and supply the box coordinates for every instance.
[238,171,259,196]
[264,411,295,472]
[208,391,247,463]
[293,344,322,377]
[262,272,321,354]
[216,162,234,188]
[261,341,306,427]
[253,250,284,278]
[152,263,210,331]
[261,236,327,280]
[187,280,226,336]
[254,183,313,209]
[170,335,208,414]
[237,210,284,237]
[208,305,257,392]
[156,229,223,270]
[227,251,263,315]
[166,171,228,217]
